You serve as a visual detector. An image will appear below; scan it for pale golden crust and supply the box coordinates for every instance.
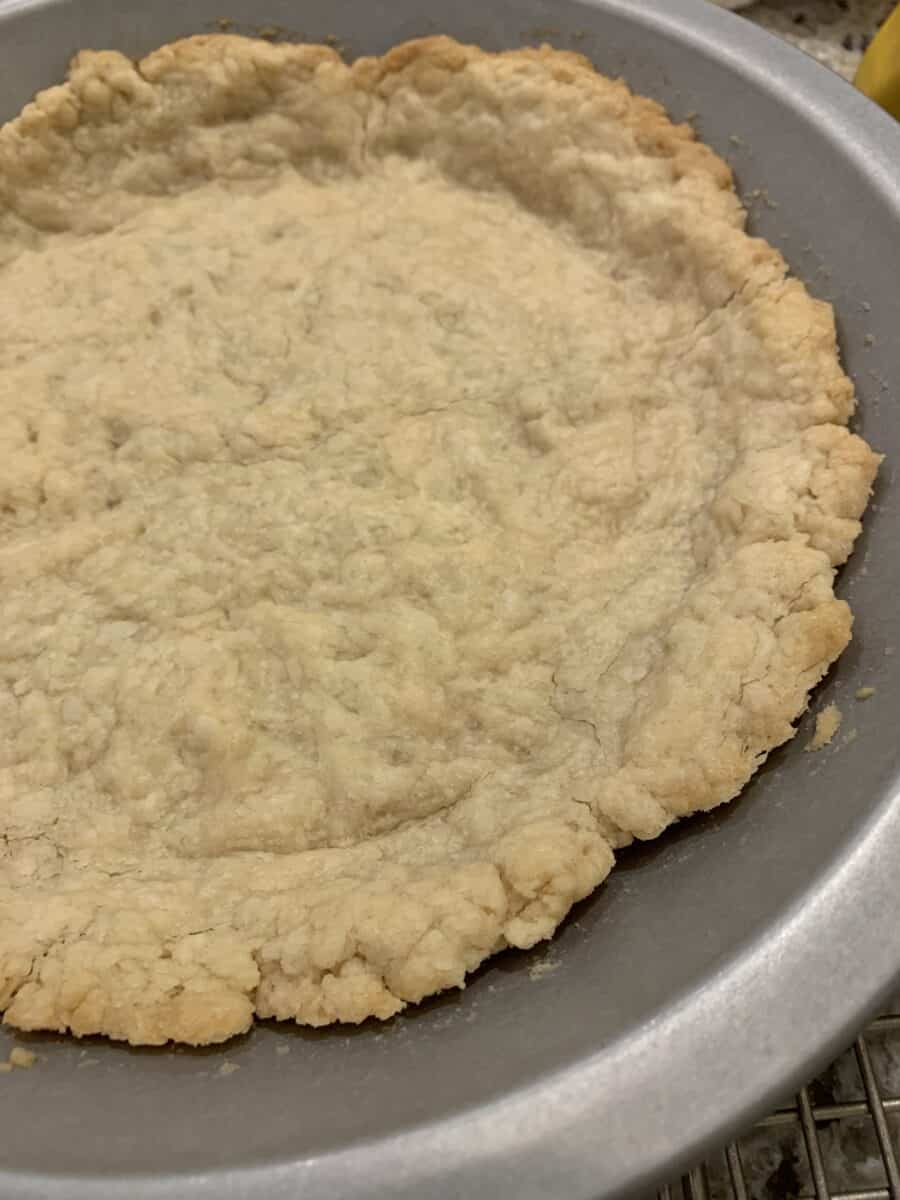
[0,35,880,1044]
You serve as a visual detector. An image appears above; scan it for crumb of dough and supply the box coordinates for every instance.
[0,1062,12,1074]
[8,1047,37,1069]
[807,704,843,751]
[275,1042,291,1056]
[843,728,858,745]
[218,1061,240,1077]
[855,686,876,700]
[528,956,561,980]
[0,34,879,1046]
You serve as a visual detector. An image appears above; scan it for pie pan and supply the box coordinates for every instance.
[0,1,898,1198]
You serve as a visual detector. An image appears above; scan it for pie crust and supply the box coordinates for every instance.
[0,36,879,1043]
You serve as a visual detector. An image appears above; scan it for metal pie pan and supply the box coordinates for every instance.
[0,1,898,1197]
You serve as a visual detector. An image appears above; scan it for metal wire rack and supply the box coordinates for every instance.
[661,1008,900,1200]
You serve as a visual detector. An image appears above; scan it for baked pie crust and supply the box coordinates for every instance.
[0,36,879,1043]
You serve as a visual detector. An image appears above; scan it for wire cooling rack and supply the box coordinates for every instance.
[661,1007,900,1200]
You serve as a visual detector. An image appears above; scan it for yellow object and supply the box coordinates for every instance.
[855,3,900,119]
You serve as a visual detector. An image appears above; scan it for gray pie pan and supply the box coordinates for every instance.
[0,1,898,1197]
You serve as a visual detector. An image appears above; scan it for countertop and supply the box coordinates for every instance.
[726,0,894,78]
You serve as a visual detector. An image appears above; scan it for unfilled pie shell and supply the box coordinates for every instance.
[0,36,879,1044]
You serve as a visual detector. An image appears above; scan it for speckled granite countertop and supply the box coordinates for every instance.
[715,0,894,78]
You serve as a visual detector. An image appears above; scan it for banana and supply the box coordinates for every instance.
[855,3,900,119]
